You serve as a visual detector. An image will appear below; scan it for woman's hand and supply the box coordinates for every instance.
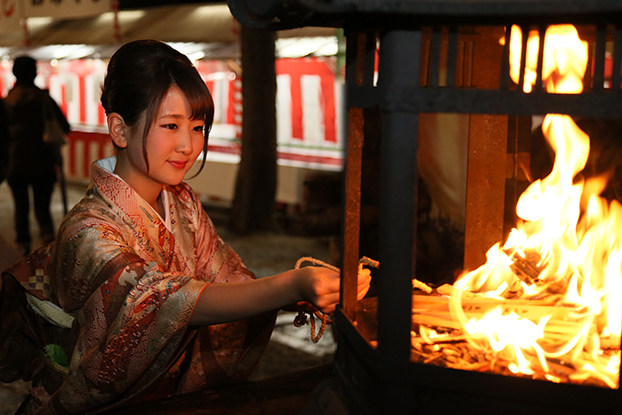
[356,265,372,300]
[190,263,372,326]
[298,265,372,313]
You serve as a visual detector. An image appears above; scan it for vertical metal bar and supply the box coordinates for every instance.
[464,39,474,86]
[534,25,546,92]
[342,108,363,317]
[593,23,607,91]
[463,26,508,271]
[346,31,366,85]
[420,32,431,86]
[446,25,458,88]
[612,24,622,90]
[504,115,532,239]
[518,24,529,92]
[341,31,370,317]
[429,26,442,87]
[377,28,420,361]
[376,28,420,413]
[500,24,512,90]
[363,31,377,85]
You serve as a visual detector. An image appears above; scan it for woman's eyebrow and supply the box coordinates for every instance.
[158,113,186,120]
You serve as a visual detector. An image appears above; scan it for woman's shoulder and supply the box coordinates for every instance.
[57,190,124,241]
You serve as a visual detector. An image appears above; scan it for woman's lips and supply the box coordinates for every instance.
[168,160,188,169]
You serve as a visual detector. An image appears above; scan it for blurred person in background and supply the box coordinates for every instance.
[0,96,21,271]
[3,56,70,256]
[0,95,9,182]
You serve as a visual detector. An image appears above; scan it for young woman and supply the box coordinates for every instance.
[0,40,370,414]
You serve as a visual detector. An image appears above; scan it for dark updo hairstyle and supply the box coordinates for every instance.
[101,39,214,176]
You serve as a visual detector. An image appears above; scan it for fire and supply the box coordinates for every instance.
[447,25,622,387]
[507,25,589,94]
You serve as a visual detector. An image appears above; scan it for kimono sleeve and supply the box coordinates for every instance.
[44,216,208,414]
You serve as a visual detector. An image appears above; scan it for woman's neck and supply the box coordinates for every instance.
[153,193,165,218]
[140,187,164,217]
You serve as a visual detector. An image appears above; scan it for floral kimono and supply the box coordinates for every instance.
[0,157,275,414]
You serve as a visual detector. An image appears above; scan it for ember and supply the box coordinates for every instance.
[411,24,622,389]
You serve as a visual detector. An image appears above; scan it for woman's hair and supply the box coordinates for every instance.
[101,39,214,175]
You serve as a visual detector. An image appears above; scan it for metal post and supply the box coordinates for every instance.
[377,27,421,365]
[376,27,421,413]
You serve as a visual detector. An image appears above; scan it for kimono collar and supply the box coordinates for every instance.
[92,157,172,231]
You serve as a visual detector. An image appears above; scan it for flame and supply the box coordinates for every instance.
[451,25,622,387]
[508,25,588,94]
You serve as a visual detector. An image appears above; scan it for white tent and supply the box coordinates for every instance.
[0,3,337,60]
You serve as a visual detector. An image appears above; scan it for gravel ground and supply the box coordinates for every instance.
[0,180,337,414]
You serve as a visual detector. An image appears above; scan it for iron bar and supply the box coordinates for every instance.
[612,24,622,90]
[534,25,545,92]
[377,28,420,365]
[349,85,622,118]
[500,24,512,90]
[428,26,442,87]
[446,25,458,88]
[342,31,373,317]
[592,23,607,91]
[518,24,529,92]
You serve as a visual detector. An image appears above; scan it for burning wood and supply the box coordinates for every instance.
[410,285,620,388]
[503,247,544,286]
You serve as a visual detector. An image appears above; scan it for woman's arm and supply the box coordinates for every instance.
[189,265,371,326]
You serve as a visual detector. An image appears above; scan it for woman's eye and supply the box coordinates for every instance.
[193,125,205,133]
[162,123,178,130]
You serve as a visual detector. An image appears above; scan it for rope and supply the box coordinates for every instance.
[293,257,339,343]
[292,256,432,343]
[293,256,382,342]
[294,256,340,272]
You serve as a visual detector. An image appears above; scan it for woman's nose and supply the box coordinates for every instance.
[176,130,193,154]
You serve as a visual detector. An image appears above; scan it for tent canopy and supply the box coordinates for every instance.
[0,3,337,60]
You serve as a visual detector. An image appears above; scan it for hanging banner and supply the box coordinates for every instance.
[25,0,112,19]
[0,0,22,35]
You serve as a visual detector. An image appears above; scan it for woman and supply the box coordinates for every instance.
[0,40,370,414]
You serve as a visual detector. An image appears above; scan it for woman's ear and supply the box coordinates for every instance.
[108,113,128,148]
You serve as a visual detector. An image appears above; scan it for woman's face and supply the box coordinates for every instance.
[117,85,206,199]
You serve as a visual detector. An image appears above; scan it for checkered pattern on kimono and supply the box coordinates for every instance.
[24,268,52,300]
